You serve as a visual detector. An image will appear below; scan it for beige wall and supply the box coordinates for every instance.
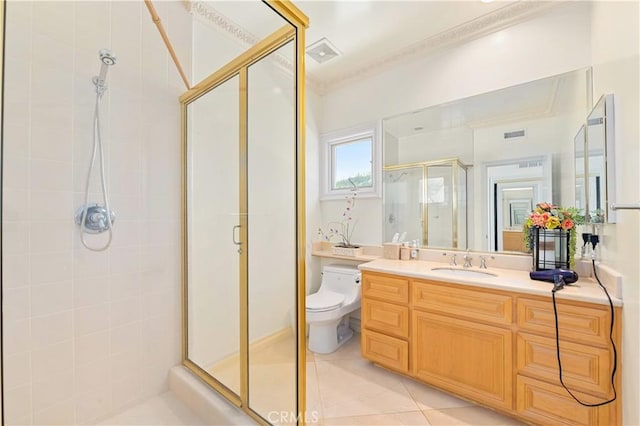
[318,2,592,247]
[314,3,639,423]
[2,2,190,423]
[590,2,640,425]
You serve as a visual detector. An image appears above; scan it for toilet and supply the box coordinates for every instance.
[306,264,361,354]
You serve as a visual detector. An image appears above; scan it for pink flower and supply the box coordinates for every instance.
[561,219,574,230]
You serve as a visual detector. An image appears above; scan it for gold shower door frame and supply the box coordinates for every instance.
[179,2,308,424]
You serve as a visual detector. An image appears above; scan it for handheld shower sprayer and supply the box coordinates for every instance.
[93,49,117,93]
[75,48,117,251]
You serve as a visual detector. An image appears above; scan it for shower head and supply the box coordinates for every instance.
[99,49,117,66]
[95,49,117,90]
[387,172,408,182]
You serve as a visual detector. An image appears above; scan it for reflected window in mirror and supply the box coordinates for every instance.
[321,122,382,199]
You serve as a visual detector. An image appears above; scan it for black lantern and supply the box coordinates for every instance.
[532,228,570,271]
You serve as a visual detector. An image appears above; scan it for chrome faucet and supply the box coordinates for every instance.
[479,255,494,269]
[463,249,472,268]
[449,253,457,267]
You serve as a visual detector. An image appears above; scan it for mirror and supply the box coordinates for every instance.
[383,68,590,253]
[585,94,615,223]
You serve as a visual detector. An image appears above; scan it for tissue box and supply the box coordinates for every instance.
[383,243,401,260]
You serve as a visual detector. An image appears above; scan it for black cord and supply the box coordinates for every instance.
[551,259,617,406]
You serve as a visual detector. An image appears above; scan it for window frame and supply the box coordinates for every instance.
[320,122,382,200]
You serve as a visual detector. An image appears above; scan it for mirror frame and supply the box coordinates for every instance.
[584,94,616,223]
[574,124,587,223]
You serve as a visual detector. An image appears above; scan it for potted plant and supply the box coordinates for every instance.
[523,202,583,270]
[318,188,362,256]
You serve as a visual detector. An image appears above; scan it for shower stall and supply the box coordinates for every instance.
[383,159,469,249]
[1,1,307,424]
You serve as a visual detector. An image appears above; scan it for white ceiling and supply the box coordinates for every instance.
[194,0,558,94]
[295,0,559,93]
[297,1,510,84]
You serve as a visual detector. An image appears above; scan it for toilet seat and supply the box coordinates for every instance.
[306,291,344,312]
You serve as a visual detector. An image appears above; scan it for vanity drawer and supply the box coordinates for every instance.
[361,329,409,373]
[362,272,409,304]
[516,375,614,426]
[362,298,409,339]
[517,333,614,398]
[412,280,513,326]
[517,298,610,346]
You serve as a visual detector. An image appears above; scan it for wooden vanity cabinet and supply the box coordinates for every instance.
[361,272,409,373]
[515,296,621,425]
[360,271,622,426]
[412,309,513,411]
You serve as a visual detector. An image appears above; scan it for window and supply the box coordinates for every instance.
[321,122,381,199]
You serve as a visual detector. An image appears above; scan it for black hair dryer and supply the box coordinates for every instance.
[530,269,578,293]
[530,269,579,284]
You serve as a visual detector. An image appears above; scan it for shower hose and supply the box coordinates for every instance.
[79,81,113,251]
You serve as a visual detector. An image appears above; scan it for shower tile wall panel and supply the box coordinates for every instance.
[2,1,191,425]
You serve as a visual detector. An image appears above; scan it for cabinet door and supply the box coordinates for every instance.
[412,279,512,326]
[362,330,409,373]
[362,272,409,304]
[517,298,610,346]
[362,299,409,339]
[411,310,513,411]
[517,333,614,398]
[516,375,613,426]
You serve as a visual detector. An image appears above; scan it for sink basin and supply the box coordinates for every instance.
[431,267,497,278]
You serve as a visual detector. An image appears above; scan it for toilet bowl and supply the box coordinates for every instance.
[306,264,361,354]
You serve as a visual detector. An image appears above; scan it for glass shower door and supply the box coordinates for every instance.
[426,164,454,248]
[185,75,241,400]
[383,166,423,244]
[247,41,297,421]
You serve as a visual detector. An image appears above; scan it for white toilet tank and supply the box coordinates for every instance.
[321,264,361,304]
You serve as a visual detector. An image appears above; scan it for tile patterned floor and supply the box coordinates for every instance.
[98,333,526,425]
[307,333,526,426]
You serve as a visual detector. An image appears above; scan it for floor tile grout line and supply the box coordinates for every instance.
[310,352,326,424]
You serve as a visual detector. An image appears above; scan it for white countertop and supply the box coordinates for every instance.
[358,258,622,307]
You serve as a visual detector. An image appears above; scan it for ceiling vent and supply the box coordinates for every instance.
[306,38,341,64]
[504,129,526,140]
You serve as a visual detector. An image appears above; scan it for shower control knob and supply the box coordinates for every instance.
[75,204,115,234]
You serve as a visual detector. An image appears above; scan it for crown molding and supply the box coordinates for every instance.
[184,0,561,97]
[189,1,308,86]
[188,0,260,46]
[317,1,562,95]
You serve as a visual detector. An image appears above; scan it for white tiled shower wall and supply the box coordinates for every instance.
[2,1,191,424]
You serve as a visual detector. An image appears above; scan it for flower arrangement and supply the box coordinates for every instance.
[318,189,358,248]
[523,202,583,268]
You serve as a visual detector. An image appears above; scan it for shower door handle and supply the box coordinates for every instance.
[232,225,243,254]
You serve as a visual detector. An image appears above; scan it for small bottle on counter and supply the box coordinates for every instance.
[410,240,419,259]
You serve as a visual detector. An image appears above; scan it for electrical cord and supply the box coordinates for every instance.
[551,259,617,406]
